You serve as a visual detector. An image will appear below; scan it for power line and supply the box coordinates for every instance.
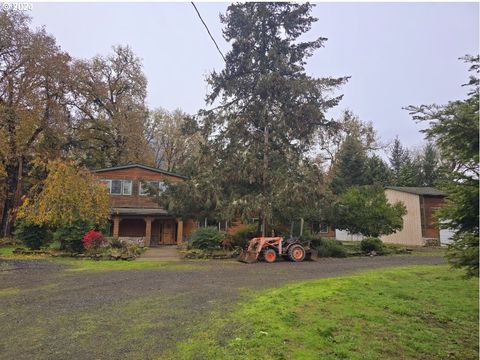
[190,2,226,62]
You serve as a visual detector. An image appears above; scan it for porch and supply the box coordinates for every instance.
[110,208,186,246]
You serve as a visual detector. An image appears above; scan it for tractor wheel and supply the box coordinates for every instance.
[288,244,306,262]
[263,249,277,263]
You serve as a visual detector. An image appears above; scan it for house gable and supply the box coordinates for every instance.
[92,164,185,209]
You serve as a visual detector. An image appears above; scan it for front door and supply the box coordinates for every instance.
[161,220,176,245]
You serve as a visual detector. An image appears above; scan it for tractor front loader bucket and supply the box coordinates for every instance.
[238,249,259,263]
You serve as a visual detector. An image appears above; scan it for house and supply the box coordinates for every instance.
[92,163,337,246]
[381,186,446,246]
[92,164,197,246]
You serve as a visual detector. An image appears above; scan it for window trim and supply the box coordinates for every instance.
[139,180,167,196]
[100,179,132,196]
[122,180,132,196]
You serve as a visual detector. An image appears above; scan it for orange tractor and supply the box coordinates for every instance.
[238,236,315,263]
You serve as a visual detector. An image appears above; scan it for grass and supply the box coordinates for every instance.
[167,265,479,360]
[340,241,446,257]
[0,245,234,272]
[56,258,205,272]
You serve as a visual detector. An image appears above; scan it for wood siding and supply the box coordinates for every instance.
[381,189,423,246]
[420,196,444,239]
[93,167,183,209]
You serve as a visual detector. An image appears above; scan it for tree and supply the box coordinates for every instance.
[365,155,393,186]
[147,108,201,172]
[0,10,72,235]
[317,109,380,172]
[406,55,479,276]
[388,136,423,186]
[186,3,348,234]
[16,160,110,229]
[417,142,444,186]
[333,185,407,238]
[69,46,153,168]
[330,135,368,193]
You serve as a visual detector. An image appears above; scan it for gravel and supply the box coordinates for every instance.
[0,255,445,359]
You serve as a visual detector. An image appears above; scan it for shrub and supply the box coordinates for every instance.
[360,237,385,254]
[47,240,62,251]
[53,219,93,253]
[188,227,225,250]
[109,237,124,249]
[304,233,347,258]
[231,224,258,248]
[316,239,347,258]
[82,229,105,251]
[14,219,48,250]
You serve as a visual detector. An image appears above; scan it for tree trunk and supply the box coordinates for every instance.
[261,123,269,237]
[1,157,22,237]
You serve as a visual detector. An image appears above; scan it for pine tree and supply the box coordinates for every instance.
[388,136,408,185]
[191,3,348,234]
[406,55,479,276]
[330,135,368,193]
[365,155,392,186]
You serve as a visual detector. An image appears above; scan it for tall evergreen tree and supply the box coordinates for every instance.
[365,155,392,186]
[418,142,441,186]
[388,136,423,186]
[388,136,408,185]
[406,55,479,276]
[183,3,349,234]
[330,135,368,193]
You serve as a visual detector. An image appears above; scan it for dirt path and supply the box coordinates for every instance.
[0,256,444,359]
[139,246,181,261]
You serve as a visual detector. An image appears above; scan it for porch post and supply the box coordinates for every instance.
[113,215,120,238]
[145,217,152,247]
[176,218,184,245]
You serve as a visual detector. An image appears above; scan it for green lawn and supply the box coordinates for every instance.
[0,245,228,271]
[168,265,478,360]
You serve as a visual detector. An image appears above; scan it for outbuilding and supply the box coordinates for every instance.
[381,186,446,246]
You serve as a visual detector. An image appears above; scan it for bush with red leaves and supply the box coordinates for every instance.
[82,229,105,250]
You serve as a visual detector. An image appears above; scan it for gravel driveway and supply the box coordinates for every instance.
[0,255,444,360]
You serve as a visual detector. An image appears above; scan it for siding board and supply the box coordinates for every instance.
[381,189,423,246]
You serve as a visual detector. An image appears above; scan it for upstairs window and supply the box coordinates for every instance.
[100,179,132,195]
[122,180,132,195]
[139,180,167,196]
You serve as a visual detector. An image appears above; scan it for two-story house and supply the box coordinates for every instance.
[92,164,197,246]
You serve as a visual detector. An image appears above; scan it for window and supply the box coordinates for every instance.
[139,180,167,196]
[111,180,122,195]
[122,180,132,195]
[311,221,329,234]
[100,179,132,195]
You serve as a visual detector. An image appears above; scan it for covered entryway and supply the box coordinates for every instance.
[151,219,177,246]
[111,208,185,247]
[119,218,146,237]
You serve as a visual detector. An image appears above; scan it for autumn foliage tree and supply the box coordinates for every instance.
[17,160,110,229]
[0,10,72,236]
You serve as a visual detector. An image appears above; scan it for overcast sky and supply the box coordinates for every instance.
[29,2,479,151]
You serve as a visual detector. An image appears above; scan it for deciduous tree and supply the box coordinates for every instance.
[69,46,153,168]
[147,108,201,172]
[0,10,72,235]
[333,185,407,237]
[16,160,110,228]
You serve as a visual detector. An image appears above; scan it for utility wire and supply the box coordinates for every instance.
[190,2,226,62]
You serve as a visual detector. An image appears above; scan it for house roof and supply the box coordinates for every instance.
[92,163,187,179]
[385,186,446,196]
